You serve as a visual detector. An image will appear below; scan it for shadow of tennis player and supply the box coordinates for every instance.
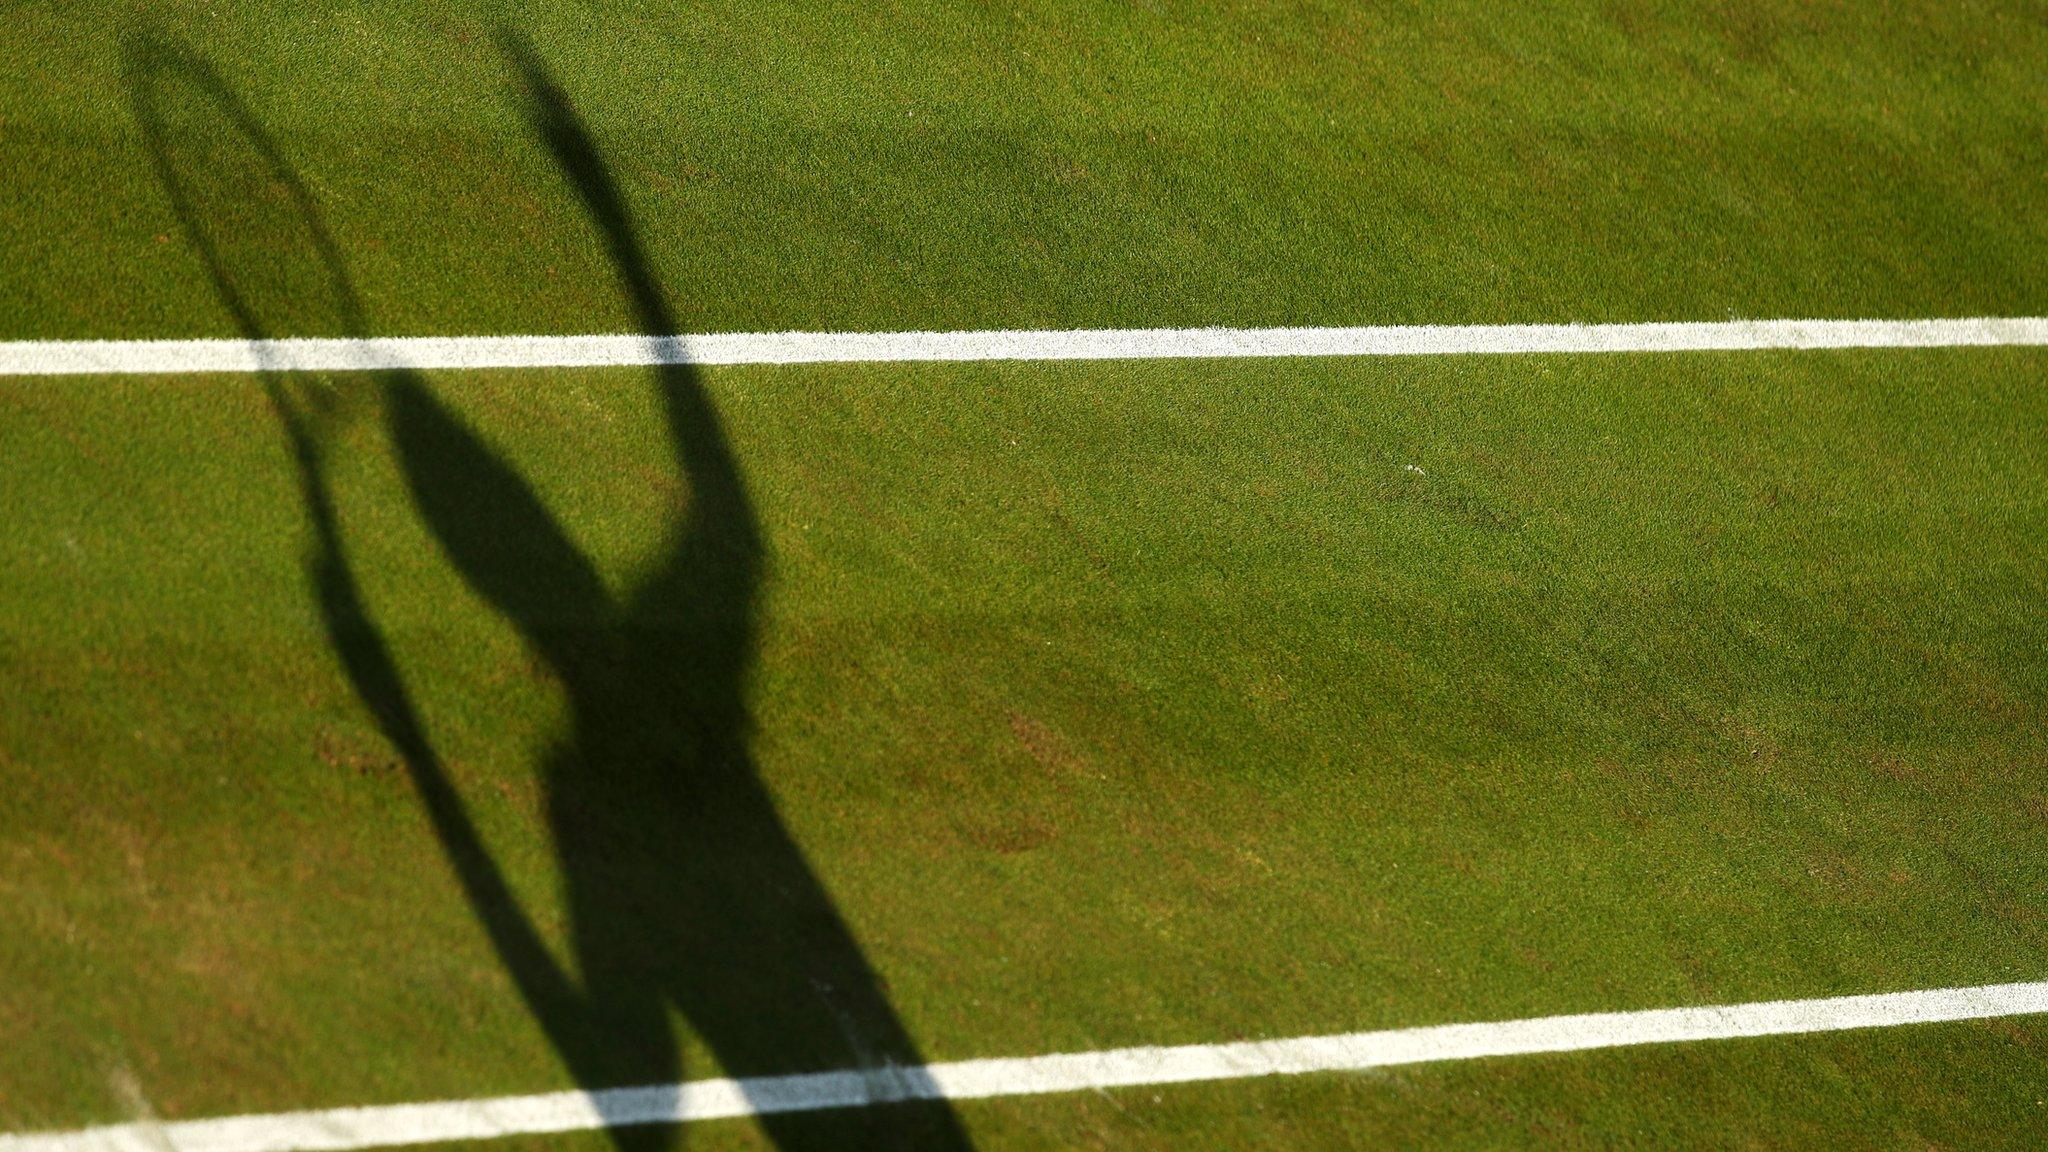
[129,31,974,1152]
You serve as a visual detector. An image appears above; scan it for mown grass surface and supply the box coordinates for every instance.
[2,1,2046,338]
[6,0,2048,1145]
[2,349,2044,1144]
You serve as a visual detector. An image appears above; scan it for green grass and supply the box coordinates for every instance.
[4,0,2048,1145]
[2,0,2046,338]
[3,350,2046,1144]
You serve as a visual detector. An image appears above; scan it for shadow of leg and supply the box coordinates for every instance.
[499,31,977,1152]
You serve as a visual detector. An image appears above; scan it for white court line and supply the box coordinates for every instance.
[2,317,2047,376]
[5,981,2044,1152]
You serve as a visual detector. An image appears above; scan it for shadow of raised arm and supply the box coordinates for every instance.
[277,387,591,1037]
[497,30,761,628]
[127,29,591,1055]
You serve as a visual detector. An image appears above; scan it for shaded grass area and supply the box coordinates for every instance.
[3,0,2047,337]
[2,349,2044,1143]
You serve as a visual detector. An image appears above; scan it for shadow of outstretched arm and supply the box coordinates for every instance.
[498,31,761,623]
[127,30,592,1050]
[276,389,593,1035]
